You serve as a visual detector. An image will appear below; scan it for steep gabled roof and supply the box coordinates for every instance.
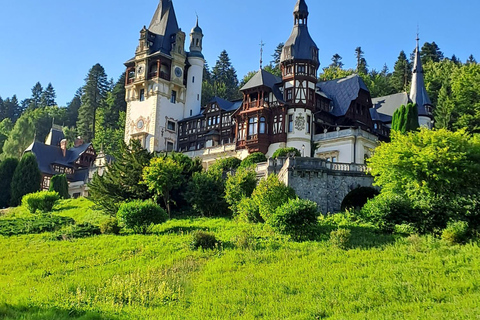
[371,92,410,118]
[317,74,369,117]
[410,37,432,116]
[240,69,284,102]
[148,0,180,55]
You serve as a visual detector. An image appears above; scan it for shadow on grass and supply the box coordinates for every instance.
[0,303,114,320]
[153,225,206,235]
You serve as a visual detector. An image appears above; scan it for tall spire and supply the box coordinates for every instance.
[259,40,265,69]
[409,34,432,116]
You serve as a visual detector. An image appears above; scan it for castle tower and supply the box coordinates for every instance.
[280,0,319,156]
[410,36,434,128]
[124,0,190,152]
[185,17,205,118]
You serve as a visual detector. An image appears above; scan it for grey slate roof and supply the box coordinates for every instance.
[240,69,284,102]
[294,0,309,15]
[371,92,410,118]
[410,39,432,116]
[25,141,94,180]
[148,0,180,55]
[317,75,370,117]
[370,108,392,123]
[44,127,65,146]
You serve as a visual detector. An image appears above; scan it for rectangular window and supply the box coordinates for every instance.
[307,115,311,133]
[167,142,174,152]
[167,121,176,131]
[171,90,177,103]
[286,89,293,102]
[297,65,306,74]
[139,89,145,101]
[288,115,293,133]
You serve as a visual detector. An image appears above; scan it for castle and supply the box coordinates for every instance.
[124,0,433,166]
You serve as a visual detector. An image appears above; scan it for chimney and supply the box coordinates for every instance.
[60,139,67,157]
[74,136,84,147]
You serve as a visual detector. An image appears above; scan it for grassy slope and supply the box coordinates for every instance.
[1,200,480,319]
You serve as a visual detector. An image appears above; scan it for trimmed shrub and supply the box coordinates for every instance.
[330,228,351,250]
[100,217,121,235]
[271,147,301,159]
[252,174,296,222]
[186,168,229,217]
[341,187,379,211]
[442,221,470,245]
[0,158,19,208]
[225,167,257,215]
[117,200,168,234]
[210,157,241,173]
[22,191,60,214]
[10,153,42,206]
[0,215,74,236]
[267,198,319,240]
[190,230,218,250]
[56,223,101,240]
[361,193,417,233]
[239,152,267,168]
[237,197,262,223]
[49,174,70,199]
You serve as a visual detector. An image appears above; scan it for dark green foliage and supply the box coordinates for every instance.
[391,103,419,133]
[190,230,218,250]
[56,223,101,240]
[66,89,82,127]
[0,158,18,208]
[391,51,411,92]
[251,174,296,222]
[40,83,56,107]
[89,140,153,216]
[330,228,351,250]
[117,200,168,234]
[240,152,267,168]
[420,42,444,64]
[0,118,13,153]
[22,191,60,213]
[211,50,241,101]
[355,47,368,74]
[185,167,228,217]
[341,187,379,211]
[271,147,301,159]
[361,193,418,233]
[225,167,257,215]
[0,215,74,236]
[236,197,262,223]
[49,174,70,199]
[267,198,319,241]
[442,221,470,245]
[28,82,43,110]
[100,218,121,235]
[210,157,241,173]
[10,153,41,206]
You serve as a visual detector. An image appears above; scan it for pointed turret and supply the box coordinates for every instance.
[410,36,433,125]
[189,17,204,58]
[147,0,180,54]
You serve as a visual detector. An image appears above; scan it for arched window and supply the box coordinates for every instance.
[259,117,266,134]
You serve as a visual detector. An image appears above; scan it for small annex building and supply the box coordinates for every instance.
[24,125,97,198]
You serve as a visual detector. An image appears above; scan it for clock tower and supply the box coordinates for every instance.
[124,0,204,152]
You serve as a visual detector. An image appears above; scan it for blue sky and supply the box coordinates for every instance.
[0,0,479,106]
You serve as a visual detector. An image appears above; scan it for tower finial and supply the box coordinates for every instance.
[260,40,265,69]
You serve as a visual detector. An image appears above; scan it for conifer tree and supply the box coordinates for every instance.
[420,42,444,64]
[29,82,43,110]
[467,54,477,65]
[355,47,368,74]
[49,174,70,199]
[40,83,56,107]
[0,158,19,208]
[330,53,344,68]
[76,64,109,142]
[10,152,41,206]
[212,50,240,100]
[66,89,82,127]
[391,51,411,92]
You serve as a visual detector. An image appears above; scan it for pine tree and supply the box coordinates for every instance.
[269,42,284,77]
[66,89,82,127]
[49,174,70,199]
[420,42,444,64]
[10,152,41,206]
[29,82,43,110]
[330,53,344,68]
[76,64,109,142]
[40,83,56,107]
[467,54,477,65]
[391,51,411,92]
[211,50,240,100]
[0,158,18,208]
[355,47,368,74]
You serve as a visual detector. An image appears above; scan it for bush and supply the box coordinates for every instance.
[330,228,351,250]
[10,153,42,206]
[239,152,267,168]
[271,147,301,159]
[236,197,262,223]
[251,174,296,222]
[267,198,319,240]
[186,168,229,217]
[117,200,168,234]
[22,191,60,213]
[210,157,241,173]
[0,158,19,208]
[225,167,257,215]
[49,174,70,199]
[190,230,219,250]
[100,217,121,235]
[234,229,256,250]
[0,215,74,236]
[442,221,470,245]
[341,187,379,211]
[361,193,418,233]
[56,222,101,240]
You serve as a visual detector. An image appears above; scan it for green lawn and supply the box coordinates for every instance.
[1,199,479,319]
